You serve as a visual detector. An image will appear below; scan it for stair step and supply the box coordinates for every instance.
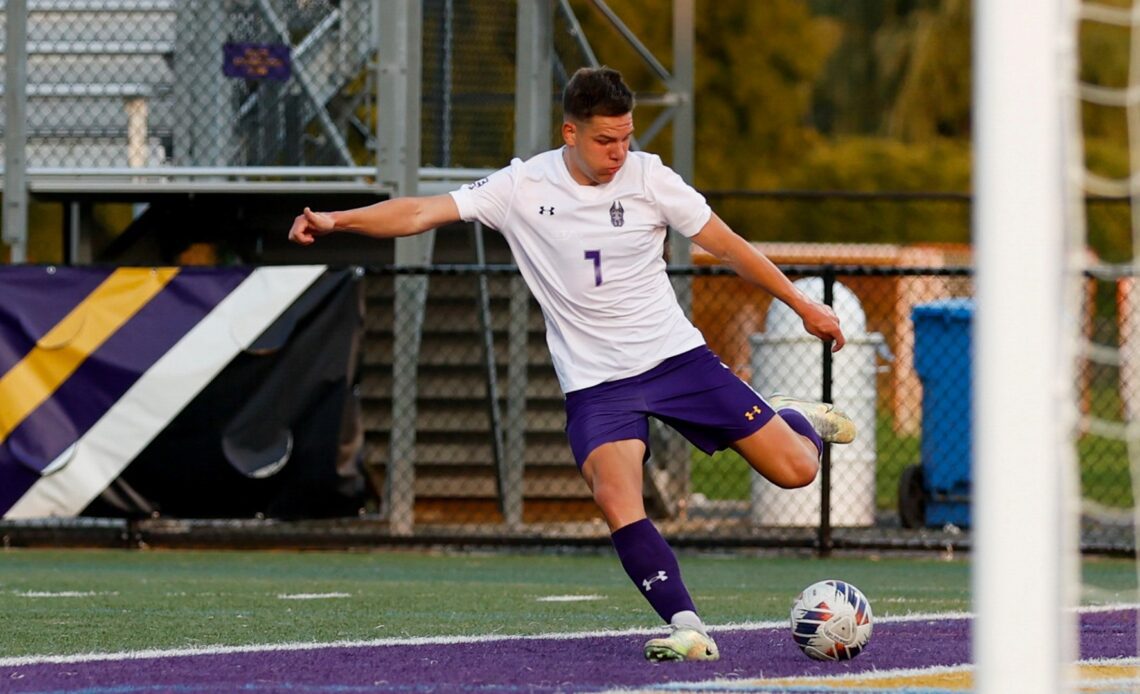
[362,406,566,434]
[361,369,563,400]
[361,439,575,467]
[364,307,547,334]
[362,338,555,367]
[414,468,589,499]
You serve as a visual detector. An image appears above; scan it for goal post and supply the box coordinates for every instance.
[973,0,1081,691]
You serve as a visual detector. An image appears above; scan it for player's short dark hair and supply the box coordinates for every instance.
[562,66,634,121]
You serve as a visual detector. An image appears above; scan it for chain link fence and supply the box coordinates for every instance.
[0,2,1131,553]
[2,0,377,169]
[358,261,1134,553]
[0,1,591,172]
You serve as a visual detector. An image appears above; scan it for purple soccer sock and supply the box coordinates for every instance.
[610,518,697,624]
[778,408,823,459]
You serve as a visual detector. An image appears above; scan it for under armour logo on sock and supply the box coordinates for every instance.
[642,570,668,592]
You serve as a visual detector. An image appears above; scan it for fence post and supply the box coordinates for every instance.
[473,226,518,526]
[3,0,29,263]
[505,274,530,530]
[379,0,426,537]
[818,267,835,556]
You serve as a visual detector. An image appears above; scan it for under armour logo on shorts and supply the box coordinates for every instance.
[744,405,763,421]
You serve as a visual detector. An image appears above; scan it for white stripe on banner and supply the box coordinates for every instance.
[3,266,328,519]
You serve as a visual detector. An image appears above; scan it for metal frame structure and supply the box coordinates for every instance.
[3,0,29,263]
[0,0,693,254]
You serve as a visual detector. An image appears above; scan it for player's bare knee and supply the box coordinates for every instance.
[592,485,630,517]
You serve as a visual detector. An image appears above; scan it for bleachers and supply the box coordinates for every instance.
[1,0,177,167]
[359,234,602,526]
[1,0,372,169]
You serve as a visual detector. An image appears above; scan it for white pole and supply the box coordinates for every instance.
[973,0,1071,692]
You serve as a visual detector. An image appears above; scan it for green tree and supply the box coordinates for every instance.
[883,0,971,141]
[568,0,841,189]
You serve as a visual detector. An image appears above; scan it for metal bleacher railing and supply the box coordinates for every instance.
[2,0,376,173]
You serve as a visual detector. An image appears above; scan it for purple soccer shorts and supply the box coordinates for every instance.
[563,345,777,467]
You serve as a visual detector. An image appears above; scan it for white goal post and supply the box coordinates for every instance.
[973,0,1082,692]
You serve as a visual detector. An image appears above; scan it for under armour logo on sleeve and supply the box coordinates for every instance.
[642,570,669,592]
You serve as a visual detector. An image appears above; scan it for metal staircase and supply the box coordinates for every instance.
[1,0,370,169]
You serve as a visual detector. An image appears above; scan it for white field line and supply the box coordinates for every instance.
[276,593,352,600]
[0,605,1133,668]
[15,591,118,598]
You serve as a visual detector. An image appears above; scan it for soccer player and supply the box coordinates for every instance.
[288,66,855,662]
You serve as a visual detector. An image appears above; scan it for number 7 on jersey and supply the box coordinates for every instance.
[584,249,603,286]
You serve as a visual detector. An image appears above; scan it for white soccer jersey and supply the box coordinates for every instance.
[450,148,712,393]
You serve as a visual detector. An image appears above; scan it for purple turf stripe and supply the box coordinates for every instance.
[2,610,1133,693]
[1081,607,1138,659]
[0,269,251,514]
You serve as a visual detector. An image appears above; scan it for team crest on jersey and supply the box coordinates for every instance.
[610,200,625,227]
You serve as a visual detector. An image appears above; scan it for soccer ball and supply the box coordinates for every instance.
[789,579,873,661]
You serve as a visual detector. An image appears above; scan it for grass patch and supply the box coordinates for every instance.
[0,548,974,657]
[692,449,752,501]
[1,548,1133,659]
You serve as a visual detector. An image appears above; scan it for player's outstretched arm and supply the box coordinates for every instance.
[691,213,846,351]
[288,194,462,245]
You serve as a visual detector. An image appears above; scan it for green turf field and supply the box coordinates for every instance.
[0,548,1134,658]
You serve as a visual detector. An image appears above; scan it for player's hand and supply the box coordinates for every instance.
[799,301,846,352]
[288,207,336,245]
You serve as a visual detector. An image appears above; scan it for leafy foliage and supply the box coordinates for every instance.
[569,0,974,244]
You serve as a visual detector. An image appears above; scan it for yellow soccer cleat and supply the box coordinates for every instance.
[769,394,857,444]
[644,627,720,662]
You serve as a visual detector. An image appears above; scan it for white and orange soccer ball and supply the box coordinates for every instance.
[789,579,874,661]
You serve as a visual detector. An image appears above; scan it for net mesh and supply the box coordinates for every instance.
[1070,1,1140,625]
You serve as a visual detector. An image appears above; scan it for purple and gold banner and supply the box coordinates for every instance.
[0,266,364,520]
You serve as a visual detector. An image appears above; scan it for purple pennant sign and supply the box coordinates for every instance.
[222,42,291,81]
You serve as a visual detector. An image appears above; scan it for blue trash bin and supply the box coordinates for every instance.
[911,299,974,527]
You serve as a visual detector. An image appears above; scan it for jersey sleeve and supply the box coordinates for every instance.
[448,159,520,230]
[645,155,712,238]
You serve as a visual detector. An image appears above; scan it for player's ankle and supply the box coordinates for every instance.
[670,610,706,635]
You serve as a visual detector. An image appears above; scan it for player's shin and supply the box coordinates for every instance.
[610,518,700,627]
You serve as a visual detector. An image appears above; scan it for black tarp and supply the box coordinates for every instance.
[84,269,366,519]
